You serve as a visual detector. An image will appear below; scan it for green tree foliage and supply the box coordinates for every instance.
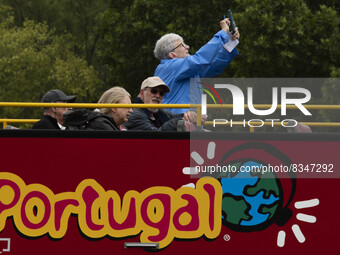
[0,5,100,121]
[226,0,340,78]
[2,0,106,66]
[306,0,340,12]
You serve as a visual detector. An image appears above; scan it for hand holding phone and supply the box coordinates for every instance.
[223,9,239,52]
[227,9,236,34]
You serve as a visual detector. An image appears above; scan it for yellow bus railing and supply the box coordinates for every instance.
[0,103,191,129]
[0,102,339,131]
[0,102,190,109]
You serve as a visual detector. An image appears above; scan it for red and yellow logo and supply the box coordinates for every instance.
[0,173,222,249]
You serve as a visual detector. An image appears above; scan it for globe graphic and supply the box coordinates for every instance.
[219,160,282,231]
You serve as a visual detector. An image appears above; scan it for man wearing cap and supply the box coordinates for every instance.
[124,76,196,131]
[32,89,76,130]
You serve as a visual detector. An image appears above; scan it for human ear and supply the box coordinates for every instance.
[168,52,176,59]
[140,89,145,101]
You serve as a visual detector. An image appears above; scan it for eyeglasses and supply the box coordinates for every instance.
[150,88,165,97]
[171,42,187,52]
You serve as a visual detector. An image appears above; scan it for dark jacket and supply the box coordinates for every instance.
[32,115,61,130]
[124,98,183,131]
[63,109,119,131]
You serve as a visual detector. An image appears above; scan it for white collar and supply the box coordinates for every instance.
[58,122,66,130]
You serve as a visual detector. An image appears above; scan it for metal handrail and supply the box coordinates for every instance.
[0,103,191,129]
[0,102,339,130]
[1,102,340,109]
[0,102,191,108]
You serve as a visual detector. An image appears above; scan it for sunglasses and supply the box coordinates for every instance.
[150,88,165,97]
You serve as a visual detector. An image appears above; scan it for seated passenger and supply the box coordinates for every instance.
[32,89,76,130]
[64,87,132,130]
[124,76,196,131]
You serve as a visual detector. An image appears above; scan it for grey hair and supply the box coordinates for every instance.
[98,86,131,115]
[153,33,183,60]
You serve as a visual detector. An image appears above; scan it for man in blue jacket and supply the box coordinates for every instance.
[154,18,239,114]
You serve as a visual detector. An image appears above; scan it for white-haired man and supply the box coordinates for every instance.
[154,19,239,114]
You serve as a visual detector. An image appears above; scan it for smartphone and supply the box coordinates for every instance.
[227,9,236,34]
